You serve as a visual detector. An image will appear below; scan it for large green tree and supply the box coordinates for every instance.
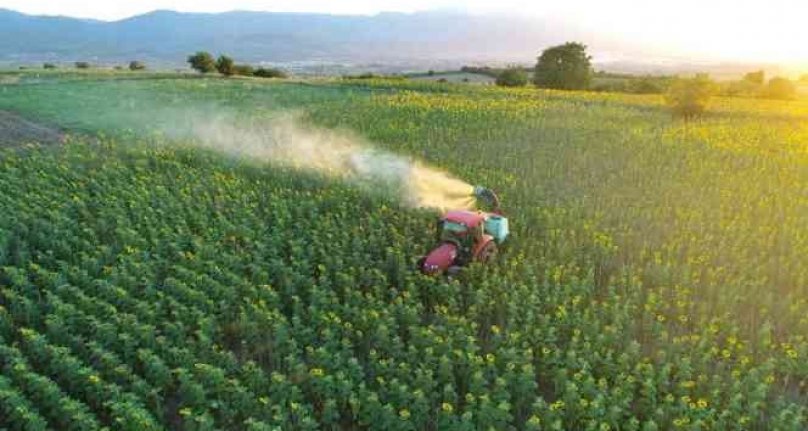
[187,51,216,74]
[534,42,592,90]
[216,55,235,76]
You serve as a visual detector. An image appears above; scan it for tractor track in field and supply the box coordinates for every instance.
[0,110,64,147]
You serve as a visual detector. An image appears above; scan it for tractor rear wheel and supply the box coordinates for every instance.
[477,242,498,263]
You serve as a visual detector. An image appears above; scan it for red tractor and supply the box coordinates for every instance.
[419,186,509,276]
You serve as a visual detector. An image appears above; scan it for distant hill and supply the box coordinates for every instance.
[0,8,789,76]
[0,8,569,70]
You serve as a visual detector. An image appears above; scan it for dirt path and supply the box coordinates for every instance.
[0,111,64,147]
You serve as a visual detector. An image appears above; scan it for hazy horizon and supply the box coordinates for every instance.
[1,1,807,70]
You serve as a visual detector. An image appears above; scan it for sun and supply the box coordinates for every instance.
[525,0,808,66]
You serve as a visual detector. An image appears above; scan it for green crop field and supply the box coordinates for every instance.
[0,72,806,430]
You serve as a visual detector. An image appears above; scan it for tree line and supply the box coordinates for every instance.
[40,61,147,71]
[724,70,798,99]
[39,54,288,79]
[488,41,801,118]
[187,52,287,78]
[492,42,592,89]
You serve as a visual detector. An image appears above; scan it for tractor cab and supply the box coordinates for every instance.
[437,211,486,263]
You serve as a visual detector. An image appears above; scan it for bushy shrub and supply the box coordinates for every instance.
[743,70,765,85]
[215,55,235,76]
[75,62,90,69]
[233,64,254,76]
[591,81,628,93]
[723,79,761,97]
[496,68,528,87]
[43,63,57,70]
[764,77,796,100]
[187,52,216,74]
[129,61,146,71]
[253,68,288,79]
[665,74,716,118]
[628,77,665,94]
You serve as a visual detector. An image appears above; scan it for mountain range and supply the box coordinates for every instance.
[0,9,572,69]
[0,8,782,76]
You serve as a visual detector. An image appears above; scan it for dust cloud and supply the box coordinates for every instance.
[184,113,475,211]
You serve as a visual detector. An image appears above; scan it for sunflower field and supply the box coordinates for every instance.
[0,73,805,430]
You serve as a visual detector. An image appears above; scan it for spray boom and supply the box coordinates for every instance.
[473,185,501,212]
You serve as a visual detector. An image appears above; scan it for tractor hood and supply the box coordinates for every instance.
[421,242,458,275]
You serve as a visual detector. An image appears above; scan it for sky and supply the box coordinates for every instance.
[1,0,807,66]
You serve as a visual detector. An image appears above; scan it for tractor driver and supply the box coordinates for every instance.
[437,220,474,265]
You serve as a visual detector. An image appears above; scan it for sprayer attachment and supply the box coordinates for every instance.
[473,186,501,212]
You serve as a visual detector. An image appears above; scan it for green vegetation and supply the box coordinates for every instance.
[187,52,217,74]
[744,70,765,86]
[188,51,285,78]
[766,77,797,100]
[460,66,501,78]
[625,77,667,94]
[407,71,492,85]
[344,72,382,80]
[0,72,806,430]
[591,73,673,95]
[724,78,763,98]
[233,64,255,77]
[495,67,528,87]
[665,74,717,118]
[723,71,799,100]
[129,61,146,71]
[216,55,235,76]
[534,42,593,90]
[253,67,288,79]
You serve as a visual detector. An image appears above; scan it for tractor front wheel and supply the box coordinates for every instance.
[416,257,426,272]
